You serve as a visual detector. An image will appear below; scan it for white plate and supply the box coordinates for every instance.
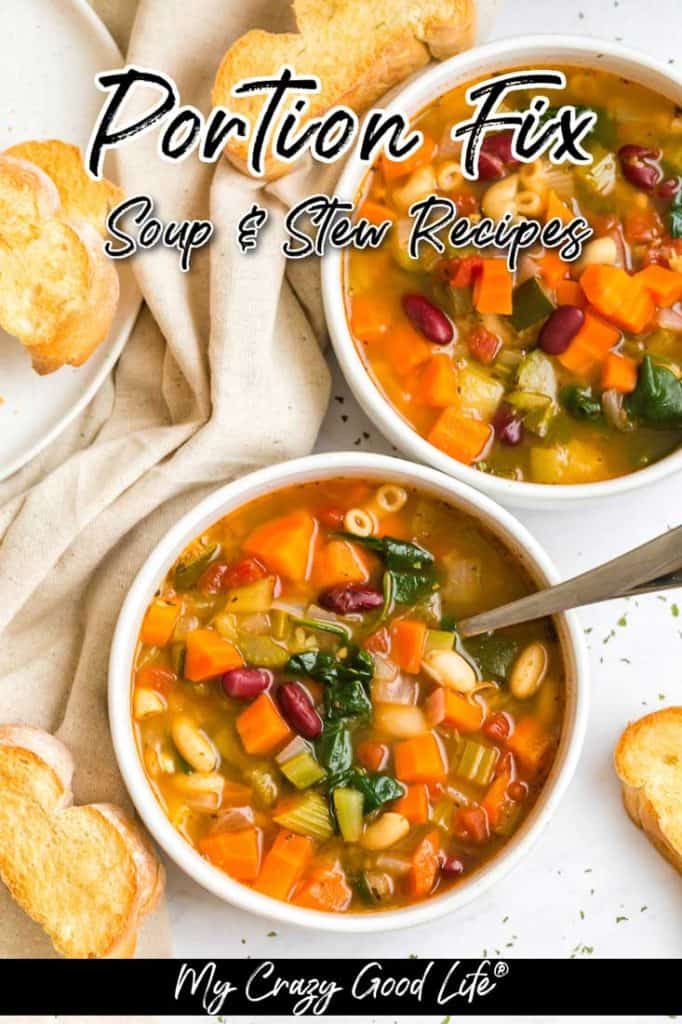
[0,0,141,481]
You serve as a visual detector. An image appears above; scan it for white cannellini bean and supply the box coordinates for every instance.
[373,702,428,738]
[576,236,618,273]
[361,812,410,851]
[421,648,478,694]
[134,688,167,720]
[171,771,224,812]
[171,715,218,773]
[510,642,548,700]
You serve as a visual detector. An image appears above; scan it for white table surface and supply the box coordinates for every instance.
[163,0,682,973]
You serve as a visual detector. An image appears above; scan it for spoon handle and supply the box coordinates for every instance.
[458,525,682,638]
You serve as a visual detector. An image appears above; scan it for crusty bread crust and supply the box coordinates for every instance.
[213,0,476,179]
[0,146,120,374]
[0,725,164,959]
[614,707,682,874]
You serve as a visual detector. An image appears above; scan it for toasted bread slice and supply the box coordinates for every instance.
[213,0,476,178]
[0,152,119,374]
[5,140,123,238]
[0,725,164,958]
[614,707,682,874]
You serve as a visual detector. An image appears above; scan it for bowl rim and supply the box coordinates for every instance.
[109,451,590,933]
[321,34,682,509]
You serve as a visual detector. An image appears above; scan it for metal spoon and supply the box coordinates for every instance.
[458,524,682,638]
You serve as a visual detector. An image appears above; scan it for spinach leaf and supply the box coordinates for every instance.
[344,768,405,812]
[561,385,602,421]
[172,544,218,590]
[626,356,682,429]
[324,679,372,721]
[286,647,374,688]
[464,634,518,681]
[337,533,434,571]
[669,179,682,239]
[388,569,438,605]
[317,720,352,775]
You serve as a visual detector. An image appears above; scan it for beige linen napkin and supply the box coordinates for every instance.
[0,0,501,958]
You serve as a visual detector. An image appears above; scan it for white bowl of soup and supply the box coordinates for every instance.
[109,452,588,931]
[322,36,682,507]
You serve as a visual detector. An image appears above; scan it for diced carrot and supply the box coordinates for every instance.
[394,733,447,783]
[244,511,316,582]
[415,354,459,407]
[427,408,493,465]
[294,862,353,912]
[454,805,490,843]
[481,770,511,830]
[390,619,427,674]
[392,783,429,824]
[409,829,441,898]
[198,827,262,882]
[312,539,369,589]
[236,693,292,755]
[349,294,394,345]
[538,249,569,289]
[467,325,501,365]
[356,739,389,772]
[473,259,513,315]
[507,717,553,775]
[557,310,621,374]
[134,664,176,694]
[184,629,244,682]
[221,781,254,806]
[425,687,485,733]
[634,264,682,307]
[555,279,586,309]
[580,264,655,334]
[140,601,180,647]
[254,830,314,902]
[381,132,436,180]
[601,352,638,393]
[358,199,397,225]
[388,323,433,376]
[545,189,574,225]
[364,626,390,655]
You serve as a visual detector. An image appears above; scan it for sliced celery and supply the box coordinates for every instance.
[333,787,364,843]
[280,751,326,790]
[291,616,350,640]
[273,791,334,841]
[456,740,498,787]
[224,576,275,613]
[425,629,455,653]
[271,609,290,640]
[237,634,289,668]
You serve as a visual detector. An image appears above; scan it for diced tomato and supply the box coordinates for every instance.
[467,326,501,365]
[364,627,390,655]
[624,207,664,245]
[642,237,682,269]
[197,561,230,593]
[453,192,479,216]
[222,557,269,589]
[442,255,483,289]
[316,506,346,530]
[134,665,176,694]
[454,805,490,844]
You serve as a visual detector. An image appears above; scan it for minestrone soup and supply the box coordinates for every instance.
[134,479,564,912]
[346,67,682,484]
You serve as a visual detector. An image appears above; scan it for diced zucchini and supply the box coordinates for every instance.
[510,277,554,331]
[431,797,453,831]
[212,611,239,641]
[172,543,218,590]
[279,751,327,790]
[333,787,365,843]
[224,576,275,614]
[170,642,186,676]
[457,365,505,420]
[456,739,498,786]
[516,350,557,401]
[237,634,289,668]
[273,791,334,841]
[507,391,556,437]
[425,629,456,653]
[576,143,617,197]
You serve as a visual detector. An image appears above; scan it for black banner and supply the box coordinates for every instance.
[1,958,680,1016]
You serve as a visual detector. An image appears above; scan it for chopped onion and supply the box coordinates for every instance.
[209,807,254,833]
[373,702,428,738]
[372,654,399,682]
[276,736,311,765]
[371,674,417,705]
[602,388,633,432]
[375,853,412,877]
[656,306,682,331]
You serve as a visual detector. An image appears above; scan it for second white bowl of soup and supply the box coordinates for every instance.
[323,37,682,507]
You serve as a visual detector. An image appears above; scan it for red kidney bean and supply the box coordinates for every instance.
[319,583,383,615]
[618,144,662,192]
[441,855,465,878]
[658,177,681,200]
[476,149,505,181]
[222,667,273,699]
[277,682,323,739]
[402,293,454,345]
[481,129,519,166]
[508,780,528,802]
[492,403,524,447]
[539,305,585,355]
[482,711,512,742]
